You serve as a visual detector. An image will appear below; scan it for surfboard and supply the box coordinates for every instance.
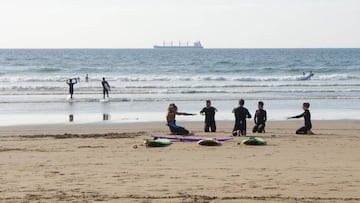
[66,95,75,102]
[297,73,314,81]
[197,139,222,146]
[241,136,267,145]
[100,98,110,103]
[144,138,172,147]
[151,135,233,142]
[104,83,110,91]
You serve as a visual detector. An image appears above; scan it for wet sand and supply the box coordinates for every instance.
[0,120,359,202]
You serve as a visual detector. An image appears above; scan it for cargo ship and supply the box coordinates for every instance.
[153,41,203,49]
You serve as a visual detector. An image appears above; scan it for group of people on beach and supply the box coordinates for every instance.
[167,99,313,136]
[66,75,110,99]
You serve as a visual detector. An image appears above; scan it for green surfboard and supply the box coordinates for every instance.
[145,138,172,147]
[242,136,267,145]
[197,139,222,146]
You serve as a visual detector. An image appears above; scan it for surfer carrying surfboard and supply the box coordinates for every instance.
[232,99,252,136]
[101,77,110,99]
[66,78,78,99]
[288,102,314,135]
[166,103,195,135]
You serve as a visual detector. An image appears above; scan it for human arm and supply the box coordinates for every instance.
[247,110,252,119]
[264,110,267,122]
[287,112,304,119]
[200,108,205,115]
[176,112,196,116]
[254,111,257,124]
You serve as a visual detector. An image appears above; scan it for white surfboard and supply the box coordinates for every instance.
[66,95,75,102]
[100,98,110,103]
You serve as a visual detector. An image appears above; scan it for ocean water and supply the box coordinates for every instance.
[0,49,359,126]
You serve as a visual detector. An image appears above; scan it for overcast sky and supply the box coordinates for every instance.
[0,0,359,48]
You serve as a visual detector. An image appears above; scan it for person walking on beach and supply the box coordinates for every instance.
[101,77,110,99]
[252,101,267,133]
[85,74,89,82]
[288,102,313,134]
[66,78,78,99]
[232,99,251,136]
[167,103,196,135]
[200,100,217,132]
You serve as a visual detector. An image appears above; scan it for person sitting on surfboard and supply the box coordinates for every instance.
[101,77,110,99]
[66,78,78,99]
[252,101,267,133]
[200,100,217,132]
[167,103,195,135]
[288,102,314,135]
[232,99,252,136]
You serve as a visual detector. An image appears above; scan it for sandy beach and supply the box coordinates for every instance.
[0,120,359,202]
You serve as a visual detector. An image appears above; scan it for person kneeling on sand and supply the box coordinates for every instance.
[232,99,252,136]
[253,101,267,133]
[200,100,217,132]
[288,102,314,135]
[167,103,195,135]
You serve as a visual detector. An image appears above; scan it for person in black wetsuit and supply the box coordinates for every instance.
[66,78,78,99]
[288,102,314,134]
[253,101,267,133]
[200,100,218,132]
[101,77,110,99]
[232,99,251,136]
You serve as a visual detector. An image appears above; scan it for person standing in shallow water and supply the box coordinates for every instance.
[101,77,110,99]
[200,100,217,132]
[66,78,77,99]
[288,102,314,135]
[232,99,251,136]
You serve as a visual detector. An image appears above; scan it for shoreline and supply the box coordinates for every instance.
[1,120,359,202]
[0,120,359,136]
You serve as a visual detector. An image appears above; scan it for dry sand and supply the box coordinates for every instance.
[0,120,359,202]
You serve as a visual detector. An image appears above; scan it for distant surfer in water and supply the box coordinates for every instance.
[252,101,267,133]
[167,103,195,135]
[232,99,252,136]
[101,77,110,99]
[66,78,78,99]
[288,102,314,134]
[200,100,217,132]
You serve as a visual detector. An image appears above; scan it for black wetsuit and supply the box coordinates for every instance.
[200,106,217,132]
[232,106,251,136]
[101,80,110,99]
[66,80,77,99]
[291,109,312,134]
[253,109,267,133]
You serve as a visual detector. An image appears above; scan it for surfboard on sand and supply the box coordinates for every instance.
[144,138,172,147]
[151,135,233,142]
[197,139,222,146]
[241,136,267,145]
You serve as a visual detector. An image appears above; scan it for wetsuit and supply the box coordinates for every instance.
[232,106,251,136]
[101,80,110,99]
[66,79,77,99]
[291,109,312,134]
[200,106,217,132]
[167,120,189,135]
[253,109,267,133]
